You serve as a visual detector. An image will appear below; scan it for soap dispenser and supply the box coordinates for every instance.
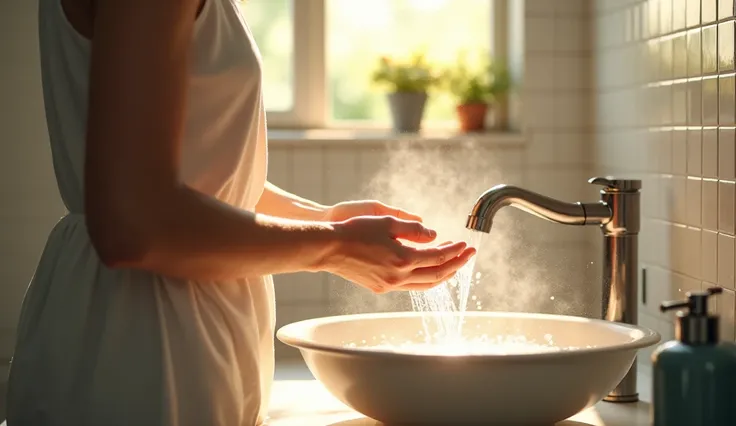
[652,287,736,426]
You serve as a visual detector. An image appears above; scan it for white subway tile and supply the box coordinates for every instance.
[324,148,361,205]
[525,0,556,17]
[274,272,327,306]
[525,56,557,90]
[267,148,292,189]
[673,33,688,79]
[659,0,673,35]
[687,129,703,176]
[719,75,736,125]
[684,226,702,278]
[718,233,736,289]
[702,230,719,284]
[687,79,703,125]
[686,0,701,28]
[526,17,556,53]
[703,179,720,231]
[526,133,558,166]
[556,18,585,53]
[687,29,702,77]
[672,130,688,175]
[673,82,689,125]
[703,0,718,23]
[719,21,736,72]
[673,176,689,224]
[719,181,736,235]
[554,56,587,90]
[703,129,719,178]
[719,129,736,180]
[717,288,736,341]
[720,0,735,19]
[291,148,325,203]
[702,77,720,125]
[687,177,703,227]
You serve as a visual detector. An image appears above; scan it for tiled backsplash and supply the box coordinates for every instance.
[271,1,598,359]
[268,135,597,359]
[593,0,736,364]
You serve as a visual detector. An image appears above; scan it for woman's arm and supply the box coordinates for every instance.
[84,0,340,280]
[256,182,424,223]
[83,0,474,288]
[255,182,328,221]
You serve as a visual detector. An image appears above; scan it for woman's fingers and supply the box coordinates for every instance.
[403,242,468,268]
[376,202,424,223]
[397,268,461,292]
[388,218,437,243]
[393,207,423,223]
[397,282,442,291]
[405,247,476,285]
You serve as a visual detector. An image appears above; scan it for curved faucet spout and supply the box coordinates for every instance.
[465,184,611,233]
[464,177,643,403]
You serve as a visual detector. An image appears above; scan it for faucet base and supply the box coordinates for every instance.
[603,393,639,403]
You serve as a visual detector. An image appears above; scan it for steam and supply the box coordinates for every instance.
[328,140,594,319]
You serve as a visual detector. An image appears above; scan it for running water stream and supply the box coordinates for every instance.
[409,230,484,344]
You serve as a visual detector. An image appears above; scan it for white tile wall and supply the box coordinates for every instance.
[593,0,736,366]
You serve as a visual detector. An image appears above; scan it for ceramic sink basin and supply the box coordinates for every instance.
[277,311,660,425]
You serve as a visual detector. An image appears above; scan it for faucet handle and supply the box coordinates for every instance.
[588,176,642,192]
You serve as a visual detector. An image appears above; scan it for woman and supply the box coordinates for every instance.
[6,0,475,425]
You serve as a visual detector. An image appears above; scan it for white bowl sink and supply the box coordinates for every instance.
[277,311,660,425]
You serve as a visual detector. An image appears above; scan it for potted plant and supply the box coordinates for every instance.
[444,54,511,132]
[372,52,440,133]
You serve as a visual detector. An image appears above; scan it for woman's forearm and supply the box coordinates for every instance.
[83,1,343,282]
[255,181,329,221]
[88,183,340,281]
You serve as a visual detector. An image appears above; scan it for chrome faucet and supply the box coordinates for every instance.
[466,176,642,403]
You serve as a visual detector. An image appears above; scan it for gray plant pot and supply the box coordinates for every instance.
[387,91,428,133]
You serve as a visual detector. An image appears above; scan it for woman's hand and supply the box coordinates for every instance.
[325,200,423,223]
[324,216,476,294]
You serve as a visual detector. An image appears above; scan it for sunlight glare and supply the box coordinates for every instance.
[409,0,449,11]
[342,0,392,30]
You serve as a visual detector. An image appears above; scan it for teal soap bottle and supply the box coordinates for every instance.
[652,287,736,426]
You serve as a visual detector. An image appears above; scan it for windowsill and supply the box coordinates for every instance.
[267,128,527,148]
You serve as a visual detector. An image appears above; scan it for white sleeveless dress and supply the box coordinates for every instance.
[6,0,275,425]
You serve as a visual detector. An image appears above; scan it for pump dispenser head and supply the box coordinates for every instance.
[660,287,722,345]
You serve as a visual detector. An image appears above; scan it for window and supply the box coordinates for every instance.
[243,0,294,111]
[244,0,505,129]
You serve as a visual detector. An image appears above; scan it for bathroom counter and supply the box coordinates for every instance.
[267,380,652,426]
[0,381,652,426]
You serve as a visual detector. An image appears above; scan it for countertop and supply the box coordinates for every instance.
[0,366,654,426]
[266,379,652,426]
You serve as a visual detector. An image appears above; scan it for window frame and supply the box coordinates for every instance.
[266,0,511,130]
[265,0,326,129]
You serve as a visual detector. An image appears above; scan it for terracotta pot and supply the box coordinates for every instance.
[456,103,488,132]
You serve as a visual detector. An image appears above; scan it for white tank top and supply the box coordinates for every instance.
[6,0,276,424]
